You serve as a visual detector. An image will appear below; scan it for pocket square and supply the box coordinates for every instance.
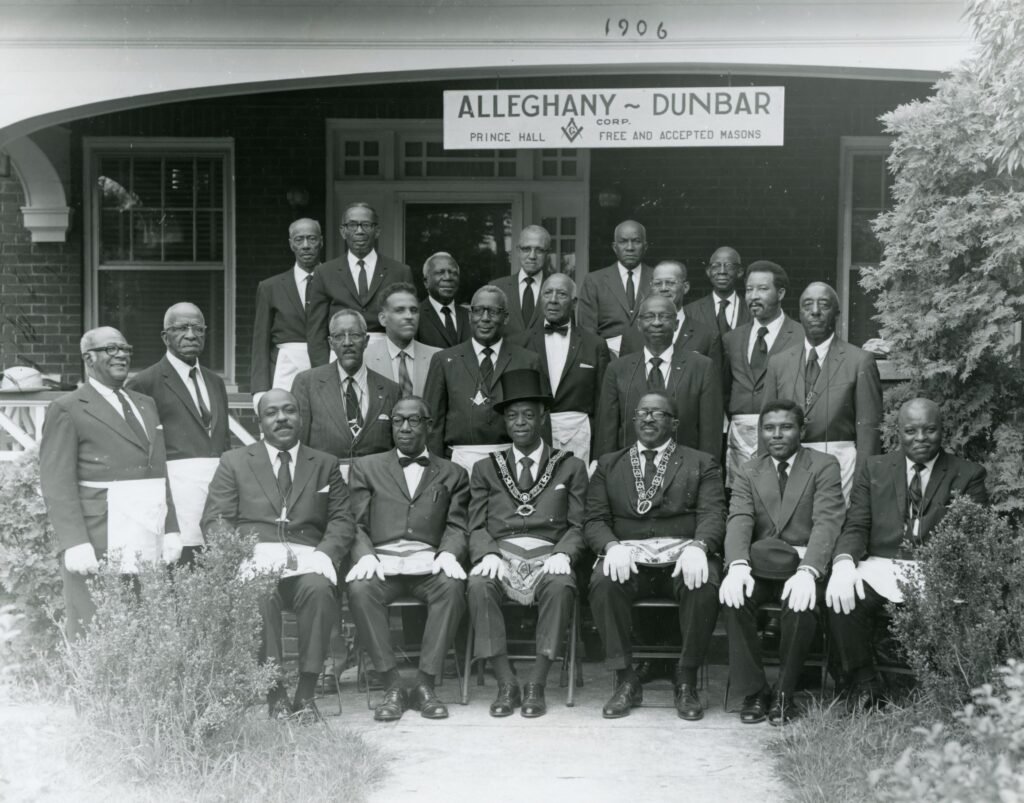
[555,483,566,490]
[580,363,594,369]
[155,424,164,430]
[318,485,330,493]
[377,413,389,421]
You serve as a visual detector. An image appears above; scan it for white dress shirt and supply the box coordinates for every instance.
[518,269,542,305]
[399,447,430,496]
[633,437,672,466]
[337,362,370,419]
[544,321,572,393]
[428,294,458,323]
[906,453,939,496]
[165,350,210,413]
[617,262,640,294]
[472,338,502,365]
[746,312,786,361]
[385,337,417,386]
[643,343,674,385]
[347,250,378,289]
[512,442,546,484]
[714,291,741,329]
[264,440,300,481]
[803,334,834,368]
[88,377,147,436]
[293,263,315,305]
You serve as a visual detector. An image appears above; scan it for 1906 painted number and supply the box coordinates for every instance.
[605,18,668,39]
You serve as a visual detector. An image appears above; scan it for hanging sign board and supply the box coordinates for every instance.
[443,87,784,149]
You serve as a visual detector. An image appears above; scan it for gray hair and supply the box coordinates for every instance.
[329,308,368,333]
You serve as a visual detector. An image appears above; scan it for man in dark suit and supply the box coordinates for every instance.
[585,391,727,720]
[763,282,883,502]
[417,252,470,349]
[345,396,469,722]
[40,327,180,640]
[307,202,414,365]
[596,294,723,459]
[577,219,653,356]
[722,261,804,485]
[720,400,845,725]
[201,389,354,720]
[292,309,401,466]
[250,218,321,405]
[826,398,987,708]
[128,302,231,565]
[467,370,589,718]
[492,225,550,337]
[620,260,723,371]
[684,246,751,337]
[422,285,544,467]
[363,282,439,397]
[509,273,610,465]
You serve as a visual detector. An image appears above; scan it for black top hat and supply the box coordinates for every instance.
[492,368,554,413]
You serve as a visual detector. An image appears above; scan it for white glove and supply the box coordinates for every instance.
[345,554,384,582]
[432,551,467,580]
[298,550,338,585]
[542,553,572,575]
[64,543,99,575]
[602,543,637,584]
[782,569,818,613]
[251,391,266,413]
[162,532,184,565]
[825,559,865,615]
[672,544,709,590]
[719,563,755,608]
[470,554,505,580]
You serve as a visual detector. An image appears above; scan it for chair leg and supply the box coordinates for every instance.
[360,649,374,711]
[567,600,578,707]
[461,619,474,705]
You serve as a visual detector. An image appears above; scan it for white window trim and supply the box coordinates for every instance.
[82,136,237,386]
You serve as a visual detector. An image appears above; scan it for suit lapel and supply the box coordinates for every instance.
[281,270,307,321]
[160,357,204,427]
[335,257,360,300]
[411,457,439,502]
[248,445,283,513]
[605,266,631,317]
[560,328,583,386]
[806,341,845,413]
[676,322,694,352]
[285,446,316,510]
[488,344,513,391]
[413,345,432,395]
[921,452,948,515]
[459,342,483,390]
[318,367,353,447]
[657,446,685,500]
[666,350,688,393]
[777,449,812,531]
[752,457,784,532]
[365,258,388,302]
[80,382,148,452]
[354,373,389,445]
[893,452,908,520]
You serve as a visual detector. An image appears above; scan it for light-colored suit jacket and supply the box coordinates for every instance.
[363,338,439,398]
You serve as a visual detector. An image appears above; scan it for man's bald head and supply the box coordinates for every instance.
[257,389,302,449]
[651,260,689,308]
[898,398,944,464]
[707,246,744,297]
[163,302,205,330]
[257,388,296,416]
[80,326,126,355]
[898,398,942,428]
[80,326,132,388]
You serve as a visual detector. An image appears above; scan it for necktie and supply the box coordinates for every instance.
[345,376,363,432]
[750,326,769,376]
[778,460,789,498]
[805,348,821,406]
[716,298,731,336]
[397,351,413,397]
[357,259,368,299]
[518,456,535,490]
[442,306,457,341]
[117,390,150,445]
[647,356,665,390]
[642,449,658,486]
[544,323,569,336]
[907,462,925,542]
[277,450,292,502]
[399,455,430,468]
[303,272,313,306]
[522,276,536,325]
[480,346,494,385]
[625,269,636,313]
[188,366,213,429]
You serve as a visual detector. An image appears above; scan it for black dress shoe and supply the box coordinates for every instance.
[489,682,522,717]
[739,687,771,724]
[409,683,449,719]
[267,686,293,720]
[521,682,547,718]
[602,679,643,719]
[673,683,704,721]
[374,686,408,722]
[292,699,325,725]
[768,692,801,726]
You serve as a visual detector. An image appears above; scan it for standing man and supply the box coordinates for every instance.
[722,261,804,484]
[596,294,723,459]
[307,202,413,365]
[826,398,987,708]
[585,392,727,720]
[509,273,610,464]
[417,252,470,349]
[719,400,845,725]
[202,389,353,720]
[578,220,653,357]
[467,370,589,718]
[250,218,321,406]
[345,397,470,722]
[292,309,401,467]
[763,282,883,502]
[684,246,751,337]
[422,285,544,470]
[40,327,180,640]
[128,302,230,565]
[363,282,439,397]
[492,225,550,337]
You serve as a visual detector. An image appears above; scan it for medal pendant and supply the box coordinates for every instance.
[472,390,487,406]
[515,503,536,517]
[636,499,653,515]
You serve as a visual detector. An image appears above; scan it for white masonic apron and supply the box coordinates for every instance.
[804,440,857,504]
[549,410,591,465]
[166,457,220,547]
[80,477,167,574]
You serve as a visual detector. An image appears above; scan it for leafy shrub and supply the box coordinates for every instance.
[889,496,1024,709]
[872,660,1024,802]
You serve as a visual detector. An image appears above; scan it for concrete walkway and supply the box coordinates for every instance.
[330,663,787,803]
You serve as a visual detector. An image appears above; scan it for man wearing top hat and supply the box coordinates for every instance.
[584,391,727,721]
[719,399,845,725]
[466,369,589,718]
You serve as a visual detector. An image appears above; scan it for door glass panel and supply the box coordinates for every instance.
[404,203,512,305]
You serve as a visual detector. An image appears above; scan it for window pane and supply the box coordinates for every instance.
[195,210,224,262]
[164,159,193,207]
[132,158,162,207]
[344,141,360,157]
[852,156,885,208]
[851,210,882,264]
[847,267,881,346]
[364,141,379,157]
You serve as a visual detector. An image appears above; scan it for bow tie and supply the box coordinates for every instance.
[544,323,569,336]
[399,455,430,468]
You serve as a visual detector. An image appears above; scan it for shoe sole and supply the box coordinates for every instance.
[489,708,517,717]
[419,709,449,719]
[374,710,405,722]
[677,711,704,721]
[602,709,633,719]
[521,708,547,718]
[740,715,767,724]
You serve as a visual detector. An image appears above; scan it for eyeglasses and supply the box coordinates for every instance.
[392,415,427,427]
[164,324,207,336]
[638,313,676,323]
[470,306,505,319]
[342,221,377,233]
[290,235,322,245]
[635,408,673,421]
[328,331,366,344]
[86,344,133,356]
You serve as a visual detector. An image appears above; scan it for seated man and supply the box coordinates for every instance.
[825,397,987,708]
[467,369,589,718]
[201,389,354,720]
[585,391,727,721]
[345,397,470,722]
[719,400,845,725]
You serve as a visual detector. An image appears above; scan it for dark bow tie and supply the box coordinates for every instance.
[399,455,430,468]
[544,323,569,336]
